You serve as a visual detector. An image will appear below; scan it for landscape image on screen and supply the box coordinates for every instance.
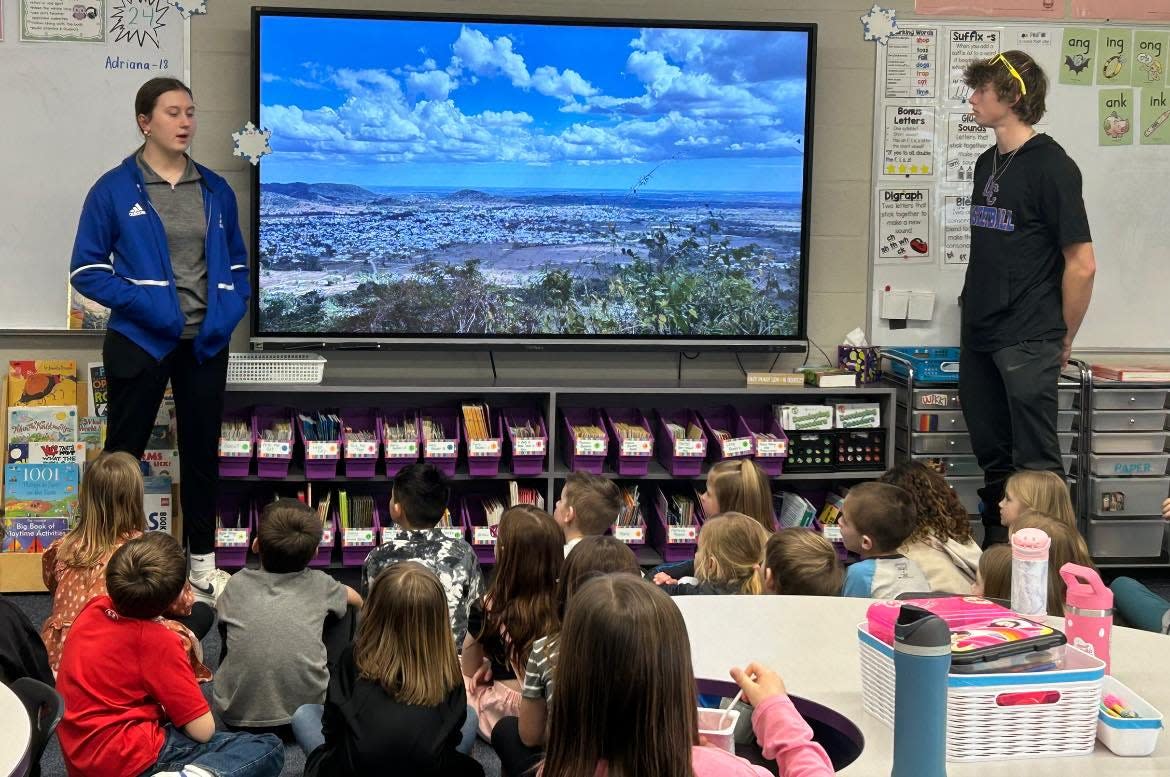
[256,14,812,339]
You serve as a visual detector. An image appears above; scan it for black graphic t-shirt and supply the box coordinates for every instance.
[962,133,1092,351]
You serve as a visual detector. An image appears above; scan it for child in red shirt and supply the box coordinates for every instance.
[56,532,284,777]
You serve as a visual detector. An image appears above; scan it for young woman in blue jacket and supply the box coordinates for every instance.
[69,77,249,604]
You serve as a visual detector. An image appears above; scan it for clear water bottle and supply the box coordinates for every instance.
[1011,528,1051,618]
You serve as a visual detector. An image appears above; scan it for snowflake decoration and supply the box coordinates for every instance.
[861,5,898,45]
[231,122,272,165]
[174,0,208,18]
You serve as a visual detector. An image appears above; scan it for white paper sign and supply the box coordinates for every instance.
[473,527,497,545]
[385,440,418,457]
[947,28,1002,104]
[668,525,698,542]
[216,528,250,547]
[218,439,252,456]
[345,441,378,458]
[722,438,754,456]
[305,441,338,460]
[513,437,545,455]
[343,528,375,546]
[884,27,939,99]
[944,195,973,265]
[440,527,465,541]
[823,525,844,543]
[468,439,500,456]
[258,440,291,458]
[883,105,936,176]
[613,526,644,543]
[756,439,788,456]
[674,439,706,456]
[876,188,932,264]
[620,439,652,456]
[574,438,606,456]
[946,112,993,183]
[320,527,334,546]
[425,439,456,457]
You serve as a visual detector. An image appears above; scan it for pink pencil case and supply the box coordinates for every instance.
[866,596,1010,645]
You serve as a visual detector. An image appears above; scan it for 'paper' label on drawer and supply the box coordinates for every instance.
[346,441,378,458]
[722,438,753,456]
[343,529,375,546]
[306,441,338,459]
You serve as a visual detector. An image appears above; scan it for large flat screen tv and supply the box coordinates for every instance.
[252,9,816,349]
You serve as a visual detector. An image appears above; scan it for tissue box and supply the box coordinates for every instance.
[838,345,879,384]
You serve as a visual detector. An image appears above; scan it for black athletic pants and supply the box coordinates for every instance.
[491,716,543,777]
[959,339,1065,545]
[103,331,228,556]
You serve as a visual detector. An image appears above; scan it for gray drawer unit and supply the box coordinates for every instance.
[910,389,961,410]
[1086,518,1167,558]
[1088,476,1170,517]
[1086,409,1170,432]
[1091,431,1169,454]
[949,477,982,514]
[911,434,973,455]
[1058,390,1076,410]
[1086,453,1170,477]
[898,406,967,432]
[910,454,983,477]
[1057,411,1076,432]
[1059,432,1076,454]
[1088,389,1168,410]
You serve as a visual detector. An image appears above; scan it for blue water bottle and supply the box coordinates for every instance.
[892,604,950,777]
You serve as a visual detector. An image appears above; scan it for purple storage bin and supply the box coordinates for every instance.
[420,408,460,476]
[561,407,609,474]
[648,488,703,563]
[654,409,709,477]
[382,410,421,477]
[341,409,381,479]
[462,494,500,564]
[340,498,381,567]
[699,406,755,462]
[298,411,341,479]
[254,407,294,479]
[465,407,503,477]
[502,408,548,476]
[603,408,654,476]
[308,510,338,568]
[740,409,790,477]
[218,410,253,478]
[214,495,252,568]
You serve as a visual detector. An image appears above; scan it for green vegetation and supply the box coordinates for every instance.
[259,215,800,336]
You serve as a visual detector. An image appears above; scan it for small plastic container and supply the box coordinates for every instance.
[340,499,381,567]
[698,406,755,461]
[1097,675,1164,757]
[420,408,460,476]
[603,408,654,476]
[218,411,254,478]
[561,407,609,474]
[1087,518,1167,558]
[340,409,381,479]
[308,510,337,568]
[298,411,341,479]
[464,407,503,477]
[834,429,886,471]
[1092,432,1170,455]
[463,494,500,564]
[1091,389,1168,410]
[214,495,252,568]
[253,407,295,479]
[1088,453,1170,477]
[1089,476,1170,517]
[502,408,548,476]
[785,431,836,472]
[697,707,740,754]
[1089,409,1169,432]
[382,410,421,477]
[655,409,709,477]
[739,408,789,476]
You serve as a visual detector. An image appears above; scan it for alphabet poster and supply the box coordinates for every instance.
[876,189,932,265]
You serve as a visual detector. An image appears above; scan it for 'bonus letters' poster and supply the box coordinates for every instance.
[883,105,936,176]
[876,189,932,264]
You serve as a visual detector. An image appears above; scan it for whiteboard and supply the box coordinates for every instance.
[0,0,187,330]
[869,21,1170,350]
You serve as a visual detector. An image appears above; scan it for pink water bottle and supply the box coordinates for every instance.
[1060,563,1113,673]
[1011,528,1051,618]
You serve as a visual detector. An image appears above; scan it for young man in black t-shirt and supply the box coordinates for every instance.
[960,51,1096,545]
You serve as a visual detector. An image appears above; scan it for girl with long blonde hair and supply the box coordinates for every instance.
[295,562,483,776]
[999,469,1076,529]
[41,452,211,676]
[658,512,769,596]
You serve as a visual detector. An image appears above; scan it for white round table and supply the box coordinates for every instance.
[0,682,31,777]
[676,595,1170,776]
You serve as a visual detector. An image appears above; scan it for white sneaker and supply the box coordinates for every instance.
[189,567,232,606]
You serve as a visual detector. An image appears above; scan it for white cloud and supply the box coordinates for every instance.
[260,72,281,83]
[531,66,598,100]
[451,26,531,87]
[407,70,455,101]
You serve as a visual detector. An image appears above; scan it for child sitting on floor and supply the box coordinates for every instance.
[656,511,768,595]
[839,482,930,598]
[553,471,623,557]
[999,469,1076,530]
[764,528,845,596]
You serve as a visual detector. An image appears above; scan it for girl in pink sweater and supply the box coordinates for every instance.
[539,575,833,777]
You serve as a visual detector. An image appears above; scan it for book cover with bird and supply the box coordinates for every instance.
[8,360,78,406]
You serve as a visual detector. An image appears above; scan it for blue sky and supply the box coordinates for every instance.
[259,15,811,193]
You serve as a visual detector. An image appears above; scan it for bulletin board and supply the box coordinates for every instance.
[869,20,1170,350]
[0,0,188,331]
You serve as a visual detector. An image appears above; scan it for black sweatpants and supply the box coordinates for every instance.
[959,339,1065,544]
[491,716,543,777]
[102,331,229,556]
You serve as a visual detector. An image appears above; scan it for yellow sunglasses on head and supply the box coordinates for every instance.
[988,53,1027,95]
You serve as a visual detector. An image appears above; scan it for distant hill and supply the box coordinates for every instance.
[263,182,384,205]
[444,189,498,202]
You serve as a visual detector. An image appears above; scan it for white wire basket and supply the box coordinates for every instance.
[858,623,1103,762]
[226,353,326,385]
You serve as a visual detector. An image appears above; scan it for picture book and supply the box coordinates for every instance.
[8,442,87,467]
[144,476,173,535]
[1,518,71,553]
[141,449,180,484]
[776,491,816,529]
[8,406,78,443]
[88,362,108,416]
[67,285,109,330]
[1091,364,1170,382]
[817,490,847,543]
[147,401,176,450]
[4,462,80,519]
[78,415,106,448]
[7,360,78,406]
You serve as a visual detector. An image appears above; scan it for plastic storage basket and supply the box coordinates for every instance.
[561,407,609,474]
[882,346,960,383]
[340,409,381,479]
[382,410,421,477]
[308,511,337,568]
[858,623,1104,762]
[218,410,253,478]
[253,407,295,479]
[502,408,548,476]
[227,353,326,384]
[655,409,709,477]
[604,408,655,476]
[1096,675,1164,757]
[214,496,253,568]
[463,494,500,565]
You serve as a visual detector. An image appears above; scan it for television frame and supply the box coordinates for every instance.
[249,7,817,353]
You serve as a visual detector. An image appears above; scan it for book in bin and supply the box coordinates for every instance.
[1090,364,1170,382]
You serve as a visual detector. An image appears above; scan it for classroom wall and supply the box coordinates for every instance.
[2,0,907,380]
